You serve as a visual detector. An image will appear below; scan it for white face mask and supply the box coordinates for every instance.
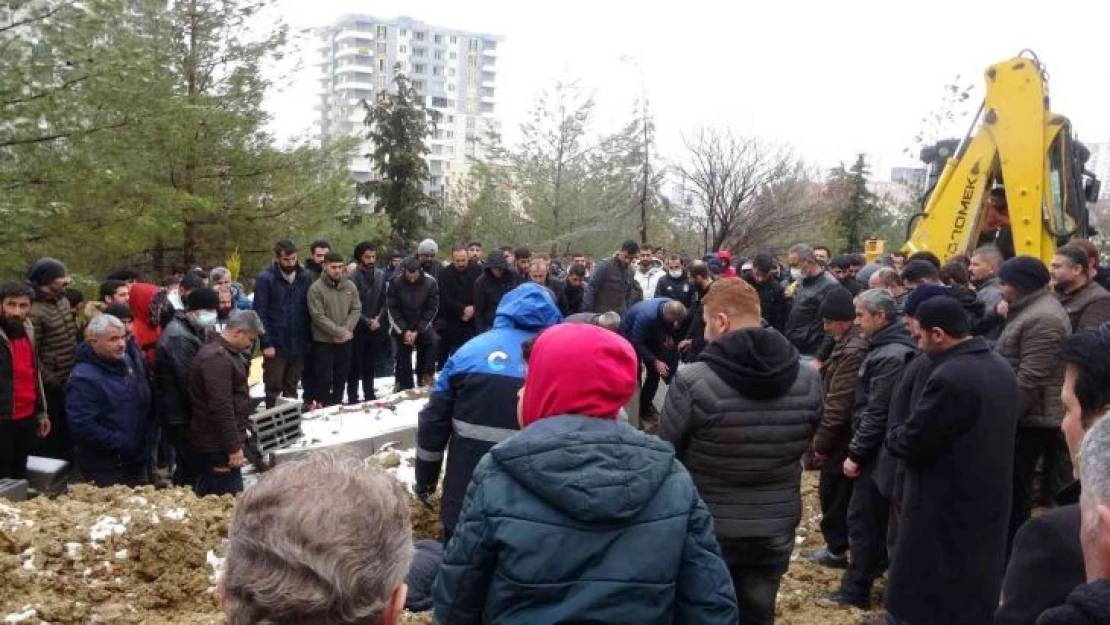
[668,270,682,279]
[195,310,218,327]
[790,268,804,281]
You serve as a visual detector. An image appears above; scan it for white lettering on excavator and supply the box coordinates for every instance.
[948,175,980,255]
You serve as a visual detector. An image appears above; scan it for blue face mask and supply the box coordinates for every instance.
[195,311,218,327]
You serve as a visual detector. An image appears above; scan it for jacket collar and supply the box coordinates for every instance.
[1008,288,1049,315]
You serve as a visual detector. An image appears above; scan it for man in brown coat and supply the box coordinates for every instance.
[27,258,77,461]
[1052,245,1110,332]
[806,287,869,569]
[188,311,264,496]
[994,256,1072,552]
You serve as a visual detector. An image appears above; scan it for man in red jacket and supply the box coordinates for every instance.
[0,283,51,479]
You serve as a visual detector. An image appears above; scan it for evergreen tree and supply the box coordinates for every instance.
[828,154,878,253]
[358,67,439,244]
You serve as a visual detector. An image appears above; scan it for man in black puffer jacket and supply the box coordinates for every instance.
[661,278,821,625]
[830,288,916,610]
[473,251,518,333]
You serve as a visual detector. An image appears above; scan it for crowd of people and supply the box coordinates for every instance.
[4,234,1110,624]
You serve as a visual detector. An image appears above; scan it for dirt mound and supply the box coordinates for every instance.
[1,484,234,624]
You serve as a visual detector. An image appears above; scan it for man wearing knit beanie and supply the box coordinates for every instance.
[995,255,1072,552]
[417,239,439,280]
[27,258,78,461]
[434,324,738,624]
[804,285,868,571]
[884,295,1019,625]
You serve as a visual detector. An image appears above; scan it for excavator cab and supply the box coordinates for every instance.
[902,52,1099,265]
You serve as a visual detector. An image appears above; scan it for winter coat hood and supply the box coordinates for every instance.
[521,323,637,425]
[699,327,800,400]
[492,282,563,331]
[1030,579,1110,625]
[492,415,677,522]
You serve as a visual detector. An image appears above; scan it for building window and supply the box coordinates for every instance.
[450,36,457,44]
[430,176,441,186]
[413,80,425,92]
[376,42,386,54]
[447,83,455,92]
[434,49,444,60]
[400,28,407,36]
[413,47,425,58]
[432,66,443,76]
[399,45,407,54]
[379,58,385,71]
[480,102,494,114]
[413,63,426,74]
[434,34,443,44]
[414,31,425,41]
[449,51,456,60]
[376,25,387,38]
[448,68,456,77]
[483,39,497,51]
[468,38,479,51]
[431,96,449,108]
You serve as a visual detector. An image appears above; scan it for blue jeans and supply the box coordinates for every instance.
[194,452,243,496]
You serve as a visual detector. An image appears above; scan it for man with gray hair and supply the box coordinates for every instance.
[1035,416,1110,623]
[221,452,414,625]
[784,244,840,358]
[65,313,151,486]
[829,288,916,609]
[188,310,264,496]
[209,266,251,311]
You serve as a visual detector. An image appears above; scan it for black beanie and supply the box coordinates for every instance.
[485,250,508,270]
[819,287,856,321]
[185,287,220,312]
[998,256,1050,293]
[915,296,970,337]
[904,284,950,318]
[27,258,67,287]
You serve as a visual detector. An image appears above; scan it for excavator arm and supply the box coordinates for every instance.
[902,53,1096,265]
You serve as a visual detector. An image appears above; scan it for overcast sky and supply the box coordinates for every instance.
[269,0,1110,179]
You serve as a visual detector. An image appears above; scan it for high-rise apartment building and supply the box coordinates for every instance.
[1086,141,1110,201]
[315,15,502,198]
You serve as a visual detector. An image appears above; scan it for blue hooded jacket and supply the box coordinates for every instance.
[416,283,563,536]
[434,415,739,624]
[65,342,151,470]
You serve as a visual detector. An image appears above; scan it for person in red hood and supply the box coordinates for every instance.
[433,323,738,624]
[127,283,173,370]
[717,250,738,279]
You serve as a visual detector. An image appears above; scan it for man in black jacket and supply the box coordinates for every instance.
[436,247,482,367]
[660,278,821,625]
[996,326,1110,624]
[884,297,1019,625]
[830,288,916,609]
[784,244,840,358]
[562,263,587,315]
[387,257,439,390]
[584,240,639,315]
[679,261,714,362]
[654,254,695,307]
[829,255,862,296]
[473,251,517,333]
[748,252,790,332]
[154,287,218,486]
[346,241,388,403]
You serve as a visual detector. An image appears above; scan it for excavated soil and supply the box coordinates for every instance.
[2,468,878,624]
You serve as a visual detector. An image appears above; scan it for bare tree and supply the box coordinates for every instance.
[677,129,809,252]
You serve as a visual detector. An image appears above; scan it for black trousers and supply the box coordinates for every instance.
[347,326,387,403]
[841,462,889,600]
[80,462,148,488]
[394,330,438,391]
[164,424,196,488]
[0,418,38,479]
[312,341,353,407]
[262,353,304,408]
[194,451,243,497]
[718,534,794,625]
[819,469,854,555]
[438,321,475,370]
[33,386,71,461]
[1009,426,1070,554]
[640,350,677,418]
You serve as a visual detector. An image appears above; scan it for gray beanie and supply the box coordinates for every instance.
[417,239,438,255]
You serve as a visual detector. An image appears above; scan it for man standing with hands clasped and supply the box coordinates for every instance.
[307,251,361,409]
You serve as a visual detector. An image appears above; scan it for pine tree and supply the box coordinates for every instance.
[828,154,878,253]
[358,67,440,244]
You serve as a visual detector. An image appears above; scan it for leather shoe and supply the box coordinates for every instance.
[803,548,849,569]
[825,590,871,610]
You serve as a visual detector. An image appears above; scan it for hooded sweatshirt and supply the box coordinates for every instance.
[659,327,822,538]
[433,323,738,625]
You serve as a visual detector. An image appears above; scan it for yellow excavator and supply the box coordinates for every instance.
[898,51,1101,265]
